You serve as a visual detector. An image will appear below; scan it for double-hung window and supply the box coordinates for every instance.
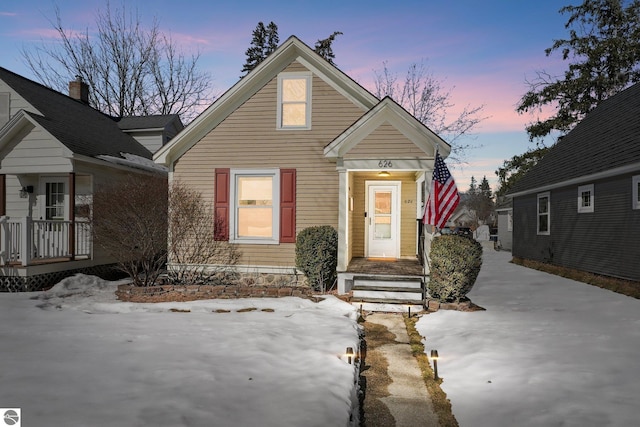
[633,175,640,210]
[577,184,594,213]
[277,72,311,129]
[537,192,550,235]
[230,169,280,243]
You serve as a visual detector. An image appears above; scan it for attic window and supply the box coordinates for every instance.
[277,72,311,129]
[0,93,9,128]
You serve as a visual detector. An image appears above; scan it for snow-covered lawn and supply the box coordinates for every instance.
[417,249,640,427]
[0,277,361,427]
[3,249,638,427]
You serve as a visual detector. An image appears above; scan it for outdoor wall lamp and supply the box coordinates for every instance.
[430,349,439,380]
[378,171,391,177]
[20,185,34,198]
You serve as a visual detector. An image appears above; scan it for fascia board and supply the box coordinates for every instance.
[325,98,450,158]
[507,161,640,198]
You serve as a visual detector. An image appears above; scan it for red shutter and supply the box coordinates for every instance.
[214,168,230,241]
[280,169,296,243]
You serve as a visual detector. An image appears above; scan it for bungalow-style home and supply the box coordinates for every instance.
[507,82,640,281]
[154,36,450,304]
[0,67,182,291]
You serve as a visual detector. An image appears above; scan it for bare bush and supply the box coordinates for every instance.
[92,174,168,286]
[168,182,240,285]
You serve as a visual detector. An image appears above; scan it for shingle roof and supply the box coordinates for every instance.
[117,115,183,131]
[508,82,640,195]
[0,67,152,159]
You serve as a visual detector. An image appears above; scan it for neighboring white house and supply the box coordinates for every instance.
[0,68,182,291]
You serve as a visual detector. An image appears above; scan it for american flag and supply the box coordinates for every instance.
[423,151,460,229]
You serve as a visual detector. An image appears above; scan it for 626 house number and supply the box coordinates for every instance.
[378,160,393,168]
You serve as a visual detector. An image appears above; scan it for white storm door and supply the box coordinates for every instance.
[366,183,400,258]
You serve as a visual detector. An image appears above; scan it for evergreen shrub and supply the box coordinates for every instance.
[428,234,483,302]
[295,226,338,291]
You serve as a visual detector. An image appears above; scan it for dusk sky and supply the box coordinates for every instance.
[0,0,572,191]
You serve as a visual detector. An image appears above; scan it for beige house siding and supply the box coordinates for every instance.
[350,171,418,259]
[344,123,426,159]
[173,60,366,267]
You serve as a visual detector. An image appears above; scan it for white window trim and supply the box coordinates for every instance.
[577,184,594,213]
[507,210,513,232]
[537,192,550,235]
[633,175,640,210]
[229,169,280,244]
[38,175,69,221]
[276,72,312,130]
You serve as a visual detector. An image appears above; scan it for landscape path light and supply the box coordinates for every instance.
[430,349,439,380]
[346,347,355,364]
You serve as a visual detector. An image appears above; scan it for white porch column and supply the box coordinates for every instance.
[336,168,349,272]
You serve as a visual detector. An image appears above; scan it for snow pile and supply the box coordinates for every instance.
[417,249,640,427]
[1,280,361,427]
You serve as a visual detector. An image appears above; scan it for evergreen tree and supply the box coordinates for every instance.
[314,31,343,65]
[517,0,640,141]
[241,23,342,76]
[495,147,550,197]
[468,176,478,196]
[479,176,492,199]
[241,21,279,77]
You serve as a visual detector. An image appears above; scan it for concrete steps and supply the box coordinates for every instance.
[351,275,424,311]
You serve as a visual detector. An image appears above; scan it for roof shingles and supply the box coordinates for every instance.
[0,67,152,160]
[508,82,640,195]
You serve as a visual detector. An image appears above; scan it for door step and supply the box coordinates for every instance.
[352,275,424,308]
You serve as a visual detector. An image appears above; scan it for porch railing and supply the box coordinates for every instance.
[0,216,92,266]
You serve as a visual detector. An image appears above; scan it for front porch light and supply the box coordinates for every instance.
[378,171,391,177]
[20,186,34,198]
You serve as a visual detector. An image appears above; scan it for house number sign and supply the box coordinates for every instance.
[378,160,393,168]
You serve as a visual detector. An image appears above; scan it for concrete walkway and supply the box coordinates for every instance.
[365,313,439,426]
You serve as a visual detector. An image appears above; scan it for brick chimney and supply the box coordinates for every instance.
[69,75,89,104]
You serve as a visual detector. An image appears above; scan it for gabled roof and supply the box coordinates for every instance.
[324,96,450,159]
[0,67,152,160]
[508,82,640,197]
[154,36,381,166]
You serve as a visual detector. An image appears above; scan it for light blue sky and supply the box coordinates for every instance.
[0,0,571,191]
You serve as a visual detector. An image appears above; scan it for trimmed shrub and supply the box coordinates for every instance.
[295,226,338,292]
[428,234,483,302]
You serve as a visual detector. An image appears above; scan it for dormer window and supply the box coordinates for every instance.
[277,72,311,129]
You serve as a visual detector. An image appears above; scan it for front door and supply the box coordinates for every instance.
[366,182,400,258]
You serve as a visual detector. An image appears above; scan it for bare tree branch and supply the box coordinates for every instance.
[373,60,487,163]
[21,1,213,122]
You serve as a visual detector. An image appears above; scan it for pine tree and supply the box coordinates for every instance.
[314,31,343,65]
[517,0,640,141]
[241,21,279,77]
[468,176,478,196]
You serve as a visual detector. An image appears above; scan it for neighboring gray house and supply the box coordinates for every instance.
[507,82,640,281]
[0,67,179,291]
[495,198,512,251]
